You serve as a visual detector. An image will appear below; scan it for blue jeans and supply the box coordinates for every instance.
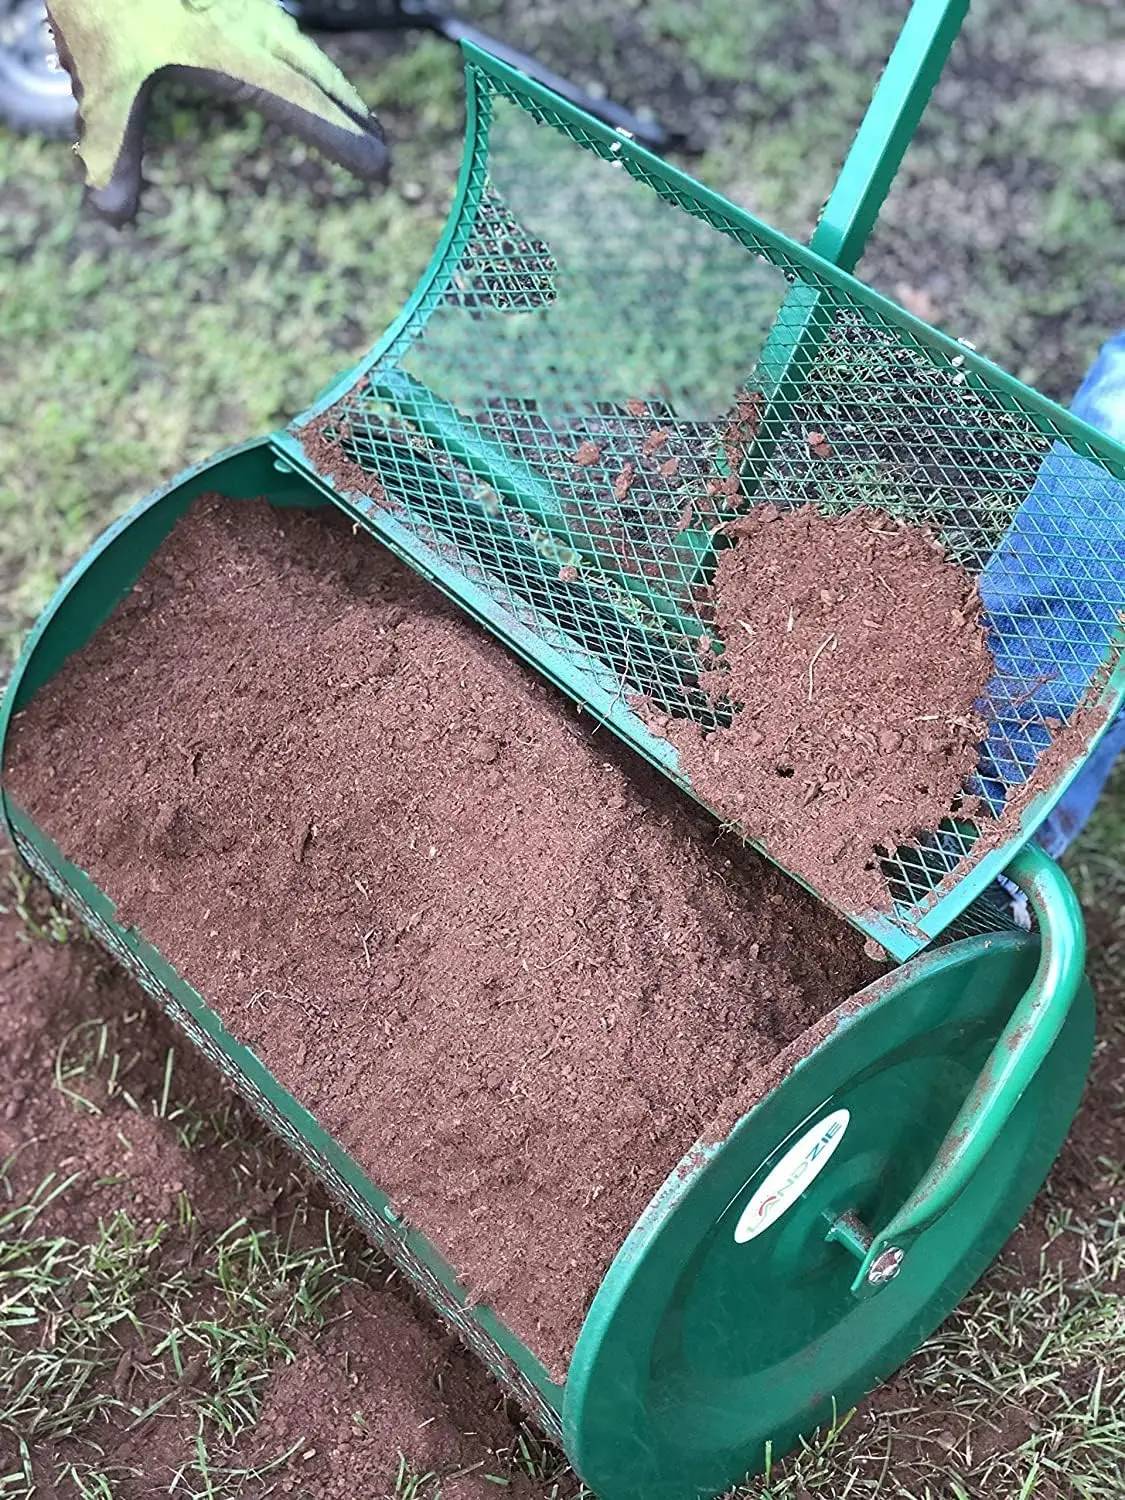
[976,332,1125,858]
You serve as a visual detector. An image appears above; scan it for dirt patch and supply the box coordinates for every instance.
[4,494,879,1376]
[0,872,554,1499]
[238,1288,547,1500]
[661,505,993,912]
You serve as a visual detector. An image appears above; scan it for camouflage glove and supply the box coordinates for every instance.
[45,0,389,224]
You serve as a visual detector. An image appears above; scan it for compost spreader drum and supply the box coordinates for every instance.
[0,470,1098,1498]
[3,2,1123,1497]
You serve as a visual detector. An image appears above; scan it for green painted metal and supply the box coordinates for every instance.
[847,842,1086,1293]
[370,365,705,641]
[280,37,1125,961]
[338,37,1125,482]
[298,49,491,426]
[744,0,970,498]
[811,0,970,274]
[563,922,1093,1500]
[0,9,1112,1494]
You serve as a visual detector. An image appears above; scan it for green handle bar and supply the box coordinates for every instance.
[810,0,970,274]
[841,842,1086,1295]
[739,0,971,506]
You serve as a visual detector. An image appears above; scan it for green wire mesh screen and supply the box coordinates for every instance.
[293,53,1125,950]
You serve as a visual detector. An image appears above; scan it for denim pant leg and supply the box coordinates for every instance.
[1043,332,1125,854]
[977,331,1125,860]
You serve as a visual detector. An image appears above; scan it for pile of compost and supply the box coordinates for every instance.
[5,496,879,1374]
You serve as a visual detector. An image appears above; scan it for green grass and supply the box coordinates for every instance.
[0,1190,353,1497]
[3,3,1125,1496]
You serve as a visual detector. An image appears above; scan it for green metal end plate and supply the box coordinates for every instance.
[562,934,1093,1500]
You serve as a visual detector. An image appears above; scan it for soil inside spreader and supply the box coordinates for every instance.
[0,871,556,1499]
[4,495,881,1377]
[663,505,994,913]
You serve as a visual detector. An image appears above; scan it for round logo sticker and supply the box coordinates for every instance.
[734,1109,850,1243]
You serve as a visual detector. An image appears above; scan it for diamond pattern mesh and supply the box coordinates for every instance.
[294,59,1125,948]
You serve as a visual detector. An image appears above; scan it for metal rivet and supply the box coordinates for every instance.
[867,1247,905,1285]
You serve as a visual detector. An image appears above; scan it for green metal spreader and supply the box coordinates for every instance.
[3,2,1124,1495]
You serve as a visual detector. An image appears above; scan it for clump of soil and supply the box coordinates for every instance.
[0,873,550,1500]
[4,495,880,1376]
[662,505,994,913]
[298,411,386,501]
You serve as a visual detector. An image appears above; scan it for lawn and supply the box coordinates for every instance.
[2,1,1124,1495]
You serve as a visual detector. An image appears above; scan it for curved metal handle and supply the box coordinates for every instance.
[832,844,1086,1296]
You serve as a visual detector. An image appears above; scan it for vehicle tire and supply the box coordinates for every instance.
[0,0,75,138]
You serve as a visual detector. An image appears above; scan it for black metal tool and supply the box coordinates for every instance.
[285,0,671,153]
